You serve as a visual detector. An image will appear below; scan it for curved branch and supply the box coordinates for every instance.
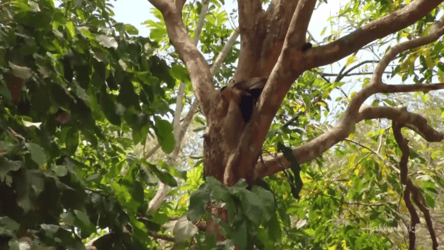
[255,105,444,179]
[147,1,212,213]
[335,60,379,83]
[173,30,240,157]
[373,15,444,81]
[149,0,217,117]
[358,106,444,142]
[147,29,240,211]
[285,0,317,48]
[224,0,318,186]
[381,82,444,93]
[253,8,444,180]
[305,0,444,69]
[393,123,438,249]
[145,30,240,162]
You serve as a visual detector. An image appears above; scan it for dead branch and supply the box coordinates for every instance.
[192,0,209,45]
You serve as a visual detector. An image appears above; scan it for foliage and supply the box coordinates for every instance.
[1,0,444,249]
[0,0,178,248]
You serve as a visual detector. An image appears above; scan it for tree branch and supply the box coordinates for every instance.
[224,0,318,186]
[381,82,444,93]
[238,1,263,32]
[148,0,212,213]
[253,8,444,181]
[358,106,444,142]
[192,0,209,45]
[148,0,217,117]
[285,0,317,49]
[305,0,444,69]
[373,15,444,81]
[393,122,438,250]
[173,30,240,157]
[334,60,380,83]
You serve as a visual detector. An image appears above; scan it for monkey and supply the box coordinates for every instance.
[220,77,267,123]
[219,43,311,122]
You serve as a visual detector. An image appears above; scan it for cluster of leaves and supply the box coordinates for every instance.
[187,177,280,249]
[261,99,444,249]
[2,0,444,249]
[0,0,181,249]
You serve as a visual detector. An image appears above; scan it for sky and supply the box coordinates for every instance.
[109,1,356,117]
[110,1,342,43]
[111,0,154,37]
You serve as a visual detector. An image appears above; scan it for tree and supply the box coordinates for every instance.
[1,0,444,249]
[147,0,444,248]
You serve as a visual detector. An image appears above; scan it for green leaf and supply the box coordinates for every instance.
[65,21,76,38]
[148,164,178,187]
[0,159,21,184]
[187,183,211,222]
[170,64,190,83]
[266,214,282,242]
[117,76,140,110]
[100,91,121,126]
[150,56,175,88]
[124,24,139,35]
[0,217,20,236]
[424,193,435,208]
[26,143,46,167]
[149,28,167,42]
[240,189,262,225]
[66,128,79,155]
[252,186,275,222]
[277,142,303,200]
[61,212,76,225]
[0,141,15,155]
[232,221,248,250]
[51,164,68,177]
[154,117,175,154]
[0,84,12,100]
[74,210,95,237]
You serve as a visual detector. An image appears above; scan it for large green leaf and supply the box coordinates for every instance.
[187,182,211,222]
[26,143,46,167]
[154,117,175,154]
[99,91,121,126]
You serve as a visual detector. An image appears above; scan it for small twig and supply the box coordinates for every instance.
[148,232,174,242]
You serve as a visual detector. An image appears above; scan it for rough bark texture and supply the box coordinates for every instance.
[149,0,444,188]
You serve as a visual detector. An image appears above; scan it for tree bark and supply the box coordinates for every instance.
[149,0,444,187]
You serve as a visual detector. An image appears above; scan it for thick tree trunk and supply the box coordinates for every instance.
[148,0,444,187]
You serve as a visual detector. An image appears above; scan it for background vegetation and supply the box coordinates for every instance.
[1,0,444,249]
